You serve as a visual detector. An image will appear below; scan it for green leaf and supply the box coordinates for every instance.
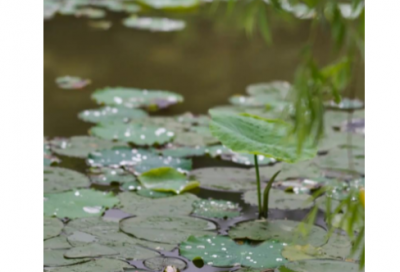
[51,136,127,158]
[180,235,287,268]
[132,156,193,174]
[64,244,119,258]
[192,199,241,219]
[123,17,186,32]
[44,167,90,194]
[90,123,174,146]
[44,236,72,250]
[44,189,119,219]
[206,145,275,166]
[78,106,148,124]
[190,167,261,192]
[88,167,137,185]
[228,219,327,247]
[209,111,317,163]
[136,188,175,198]
[139,167,199,194]
[144,257,187,271]
[44,250,89,267]
[118,191,198,216]
[246,81,291,98]
[55,76,91,90]
[47,258,134,272]
[44,217,64,240]
[281,244,325,261]
[135,0,200,11]
[120,215,216,245]
[160,146,206,158]
[243,189,313,210]
[276,260,361,272]
[92,87,184,109]
[325,98,363,110]
[173,131,219,146]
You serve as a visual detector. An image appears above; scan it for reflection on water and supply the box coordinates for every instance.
[44,5,364,137]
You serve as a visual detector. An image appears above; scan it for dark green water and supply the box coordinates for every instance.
[44,5,364,138]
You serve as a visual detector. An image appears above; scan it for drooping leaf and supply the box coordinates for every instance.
[190,167,261,192]
[276,260,361,272]
[209,111,317,163]
[44,167,90,194]
[135,0,200,11]
[228,219,327,247]
[118,191,198,216]
[243,189,313,210]
[44,189,119,219]
[120,215,216,245]
[144,257,187,271]
[90,123,174,146]
[206,145,275,166]
[180,235,287,268]
[78,106,148,124]
[55,76,91,90]
[44,217,64,240]
[192,199,241,219]
[48,258,134,272]
[92,87,183,109]
[138,167,199,194]
[88,167,137,185]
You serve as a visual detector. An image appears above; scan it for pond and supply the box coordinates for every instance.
[44,1,365,272]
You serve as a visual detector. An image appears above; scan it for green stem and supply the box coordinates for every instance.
[263,170,281,219]
[254,154,262,219]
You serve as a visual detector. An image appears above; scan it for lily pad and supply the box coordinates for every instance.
[44,217,64,240]
[144,257,187,271]
[44,189,119,219]
[160,146,206,158]
[243,189,313,210]
[229,95,287,108]
[44,236,72,250]
[121,180,143,191]
[120,215,216,245]
[139,167,199,194]
[55,76,91,89]
[48,258,134,272]
[173,131,219,146]
[228,219,327,247]
[206,145,275,166]
[44,250,89,267]
[88,167,137,185]
[90,123,174,146]
[276,260,361,272]
[132,156,193,174]
[180,235,287,268]
[64,244,119,258]
[136,0,200,11]
[86,146,156,167]
[325,98,364,110]
[51,136,127,158]
[315,148,365,175]
[192,199,241,219]
[136,188,175,198]
[44,141,60,166]
[123,17,186,32]
[44,167,90,194]
[281,244,325,261]
[246,81,291,98]
[190,167,261,192]
[78,106,148,124]
[253,161,322,182]
[209,111,317,163]
[118,191,198,216]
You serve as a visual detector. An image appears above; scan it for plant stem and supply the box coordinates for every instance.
[263,170,281,219]
[254,154,262,219]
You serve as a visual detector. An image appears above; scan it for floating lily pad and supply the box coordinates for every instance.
[123,17,186,32]
[48,258,134,272]
[144,257,187,271]
[64,244,119,258]
[160,146,206,158]
[55,76,91,89]
[254,161,321,182]
[120,215,215,245]
[44,250,89,267]
[315,147,364,175]
[78,106,148,124]
[325,98,364,110]
[228,220,327,247]
[229,95,273,107]
[208,105,283,120]
[121,180,143,191]
[87,146,156,167]
[90,123,174,145]
[139,167,199,194]
[281,244,325,261]
[173,131,219,146]
[315,196,343,213]
[136,0,200,11]
[246,81,291,98]
[44,236,72,250]
[132,156,193,174]
[88,167,137,185]
[118,191,198,216]
[209,111,317,163]
[243,189,313,210]
[129,116,190,132]
[51,136,126,158]
[44,189,119,219]
[206,145,275,166]
[192,199,241,219]
[75,7,106,18]
[136,188,175,198]
[44,217,64,240]
[190,167,261,191]
[175,112,210,126]
[180,235,287,268]
[44,167,90,194]
[276,260,361,272]
[275,179,321,194]
[44,141,60,166]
